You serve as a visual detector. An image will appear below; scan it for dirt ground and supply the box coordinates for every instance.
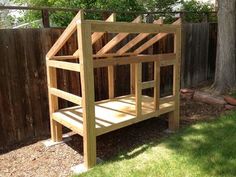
[0,98,224,177]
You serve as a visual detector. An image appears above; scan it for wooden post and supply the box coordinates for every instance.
[46,65,62,142]
[77,21,96,169]
[130,16,142,94]
[135,63,142,117]
[108,14,116,99]
[154,60,160,110]
[168,27,181,131]
[42,10,50,28]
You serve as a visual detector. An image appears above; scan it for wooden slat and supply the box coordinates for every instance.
[97,16,142,55]
[73,13,116,57]
[142,80,154,89]
[46,10,84,58]
[46,67,62,142]
[49,87,82,105]
[47,60,80,72]
[93,53,176,68]
[117,18,163,55]
[135,63,142,117]
[134,19,181,54]
[77,21,96,169]
[89,20,178,33]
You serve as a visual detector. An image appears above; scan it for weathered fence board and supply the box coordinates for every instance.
[0,23,217,148]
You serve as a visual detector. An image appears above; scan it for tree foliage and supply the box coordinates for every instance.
[12,0,216,27]
[180,0,215,22]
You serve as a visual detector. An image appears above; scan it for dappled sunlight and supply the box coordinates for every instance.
[163,111,236,176]
[78,111,236,177]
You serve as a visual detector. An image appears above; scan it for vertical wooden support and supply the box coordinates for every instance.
[130,64,136,94]
[154,60,160,110]
[77,21,96,169]
[135,63,142,117]
[130,16,142,94]
[46,65,62,142]
[169,27,181,131]
[108,14,116,99]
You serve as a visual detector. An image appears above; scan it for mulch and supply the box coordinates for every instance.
[0,98,224,177]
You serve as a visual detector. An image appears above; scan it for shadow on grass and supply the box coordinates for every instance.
[158,111,236,176]
[78,111,236,177]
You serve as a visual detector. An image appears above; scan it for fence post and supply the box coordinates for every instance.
[42,9,50,28]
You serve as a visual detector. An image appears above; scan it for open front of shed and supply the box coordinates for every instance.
[46,10,181,170]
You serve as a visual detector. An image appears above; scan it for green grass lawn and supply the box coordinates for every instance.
[76,111,236,177]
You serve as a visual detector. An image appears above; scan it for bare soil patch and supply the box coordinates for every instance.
[0,98,224,177]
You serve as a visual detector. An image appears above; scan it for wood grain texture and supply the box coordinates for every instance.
[0,23,217,147]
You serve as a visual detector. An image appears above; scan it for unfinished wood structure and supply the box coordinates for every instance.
[46,10,181,169]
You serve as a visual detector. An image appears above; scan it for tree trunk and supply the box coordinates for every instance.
[212,0,236,94]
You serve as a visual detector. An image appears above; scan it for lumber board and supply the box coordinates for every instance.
[142,80,155,89]
[88,20,178,33]
[46,10,84,58]
[169,26,181,131]
[73,13,116,56]
[52,95,175,136]
[97,16,142,55]
[77,22,96,169]
[47,60,80,72]
[154,60,160,110]
[134,19,181,54]
[135,63,142,117]
[93,53,176,68]
[46,67,62,142]
[49,87,82,105]
[116,18,164,55]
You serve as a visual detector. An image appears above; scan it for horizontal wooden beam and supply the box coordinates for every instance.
[50,55,77,60]
[49,53,136,60]
[93,53,176,68]
[47,60,80,72]
[84,20,179,34]
[160,95,175,104]
[49,88,82,105]
[142,80,155,90]
[160,57,176,66]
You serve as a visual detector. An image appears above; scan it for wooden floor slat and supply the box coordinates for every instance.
[53,95,174,136]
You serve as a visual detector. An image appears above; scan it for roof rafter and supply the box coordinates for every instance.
[73,13,116,56]
[116,18,163,55]
[46,10,84,59]
[96,16,142,55]
[134,18,181,54]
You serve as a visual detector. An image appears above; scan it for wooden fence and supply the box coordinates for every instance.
[0,22,217,148]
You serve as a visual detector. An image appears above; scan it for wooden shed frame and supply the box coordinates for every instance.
[46,10,181,169]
